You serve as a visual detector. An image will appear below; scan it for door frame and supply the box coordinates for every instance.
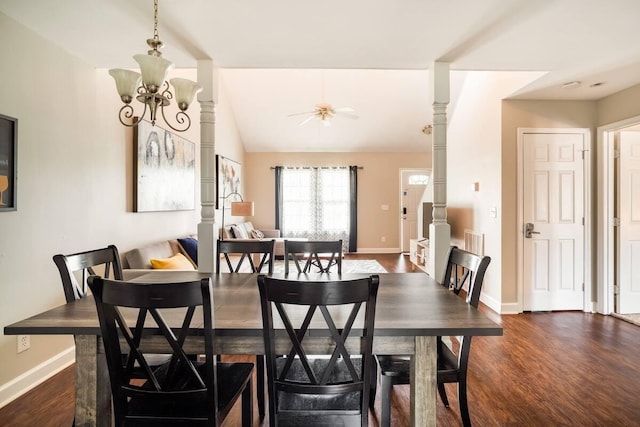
[399,168,430,253]
[597,115,640,314]
[516,128,592,313]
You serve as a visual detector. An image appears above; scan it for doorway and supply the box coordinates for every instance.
[598,118,640,315]
[399,169,430,253]
[517,128,591,312]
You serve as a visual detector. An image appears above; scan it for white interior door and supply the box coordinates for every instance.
[523,132,585,311]
[617,131,640,313]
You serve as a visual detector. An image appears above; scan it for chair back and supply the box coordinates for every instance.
[258,274,379,426]
[441,246,491,308]
[53,245,123,303]
[284,239,343,274]
[217,239,275,274]
[87,276,219,426]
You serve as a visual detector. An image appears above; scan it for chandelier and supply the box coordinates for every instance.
[108,0,202,132]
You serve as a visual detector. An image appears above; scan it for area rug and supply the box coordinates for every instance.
[271,259,387,274]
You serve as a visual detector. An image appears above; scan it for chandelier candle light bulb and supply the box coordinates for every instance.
[108,0,201,132]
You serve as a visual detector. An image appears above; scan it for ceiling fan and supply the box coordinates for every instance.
[288,102,358,127]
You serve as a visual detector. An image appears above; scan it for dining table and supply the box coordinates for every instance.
[4,271,502,427]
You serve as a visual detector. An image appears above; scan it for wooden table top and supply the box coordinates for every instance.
[4,272,502,338]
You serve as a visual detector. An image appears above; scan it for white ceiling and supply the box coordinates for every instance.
[2,0,640,152]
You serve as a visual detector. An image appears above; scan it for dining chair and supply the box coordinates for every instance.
[217,239,275,274]
[258,273,379,427]
[216,238,275,419]
[283,239,343,274]
[53,245,124,304]
[372,246,491,427]
[87,276,254,427]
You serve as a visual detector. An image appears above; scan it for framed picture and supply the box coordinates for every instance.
[216,155,241,209]
[133,120,196,212]
[0,114,17,212]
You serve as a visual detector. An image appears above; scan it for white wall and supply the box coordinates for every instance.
[0,12,243,404]
[447,71,544,312]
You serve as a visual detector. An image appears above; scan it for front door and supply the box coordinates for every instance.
[523,131,585,311]
[400,170,428,253]
[617,131,640,313]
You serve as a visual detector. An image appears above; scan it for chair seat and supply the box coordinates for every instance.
[277,357,363,412]
[129,361,254,420]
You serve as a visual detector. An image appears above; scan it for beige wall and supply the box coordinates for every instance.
[501,100,597,307]
[0,12,243,402]
[244,151,430,251]
[597,83,640,126]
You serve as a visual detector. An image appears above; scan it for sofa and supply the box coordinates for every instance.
[121,235,198,280]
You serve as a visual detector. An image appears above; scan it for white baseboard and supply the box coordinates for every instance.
[500,301,522,314]
[354,247,401,254]
[480,292,503,313]
[0,347,75,409]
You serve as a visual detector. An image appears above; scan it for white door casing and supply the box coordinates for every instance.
[522,131,585,311]
[617,131,640,314]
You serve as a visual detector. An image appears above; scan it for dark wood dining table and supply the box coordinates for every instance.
[4,272,502,427]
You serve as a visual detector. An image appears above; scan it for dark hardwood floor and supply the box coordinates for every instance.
[2,253,640,426]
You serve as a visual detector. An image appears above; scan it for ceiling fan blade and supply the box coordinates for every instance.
[298,115,317,126]
[288,110,317,117]
[336,111,359,120]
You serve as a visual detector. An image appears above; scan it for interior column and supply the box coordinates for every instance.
[197,60,219,273]
[427,62,451,281]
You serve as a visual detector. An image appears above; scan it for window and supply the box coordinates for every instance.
[408,174,429,185]
[280,167,350,242]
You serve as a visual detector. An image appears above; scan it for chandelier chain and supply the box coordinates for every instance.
[153,0,159,41]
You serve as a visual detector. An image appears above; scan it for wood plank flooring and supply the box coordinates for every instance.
[2,253,640,426]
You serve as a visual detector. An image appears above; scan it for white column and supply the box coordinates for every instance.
[427,62,451,281]
[197,60,219,273]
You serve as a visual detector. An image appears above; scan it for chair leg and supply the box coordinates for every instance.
[369,356,377,409]
[380,375,393,427]
[242,377,253,427]
[458,379,471,427]
[257,355,266,418]
[437,380,450,407]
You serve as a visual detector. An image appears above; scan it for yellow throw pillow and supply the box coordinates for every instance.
[150,253,195,270]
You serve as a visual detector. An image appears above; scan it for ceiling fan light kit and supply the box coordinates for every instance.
[108,0,202,132]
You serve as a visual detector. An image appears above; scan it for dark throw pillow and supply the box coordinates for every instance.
[177,237,198,267]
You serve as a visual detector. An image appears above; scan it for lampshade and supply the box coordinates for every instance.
[170,78,203,111]
[133,54,174,90]
[109,69,142,100]
[231,201,254,217]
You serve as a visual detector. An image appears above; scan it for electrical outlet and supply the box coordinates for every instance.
[17,335,30,353]
[381,236,386,243]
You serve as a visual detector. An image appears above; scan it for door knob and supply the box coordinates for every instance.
[525,223,540,238]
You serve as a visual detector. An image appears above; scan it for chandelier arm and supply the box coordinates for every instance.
[160,104,191,132]
[117,104,145,128]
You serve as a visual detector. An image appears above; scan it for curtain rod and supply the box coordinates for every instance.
[270,166,363,170]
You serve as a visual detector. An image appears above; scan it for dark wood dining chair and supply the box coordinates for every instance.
[87,276,254,427]
[372,246,491,427]
[53,245,125,427]
[217,239,275,274]
[216,238,274,419]
[53,245,123,303]
[283,239,343,274]
[258,274,379,426]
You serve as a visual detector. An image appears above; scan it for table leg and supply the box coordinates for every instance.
[74,335,111,427]
[411,336,437,427]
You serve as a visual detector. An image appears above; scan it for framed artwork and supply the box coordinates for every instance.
[0,114,17,212]
[216,155,241,209]
[133,120,196,212]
